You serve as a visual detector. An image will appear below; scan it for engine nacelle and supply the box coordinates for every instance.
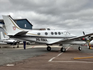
[81,38,87,41]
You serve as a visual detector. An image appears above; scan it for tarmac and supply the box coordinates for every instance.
[0,45,93,70]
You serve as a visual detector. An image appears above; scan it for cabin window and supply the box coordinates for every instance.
[37,33,40,35]
[51,32,53,35]
[45,32,48,35]
[55,32,57,35]
[58,32,61,35]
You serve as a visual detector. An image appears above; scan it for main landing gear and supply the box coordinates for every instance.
[47,46,51,51]
[46,45,66,52]
[16,42,19,48]
[60,44,66,52]
[60,47,66,52]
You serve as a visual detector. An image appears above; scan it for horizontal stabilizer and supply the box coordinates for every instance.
[0,32,8,40]
[14,31,28,36]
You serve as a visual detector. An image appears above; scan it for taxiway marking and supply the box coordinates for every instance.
[57,53,62,57]
[50,61,93,63]
[48,47,93,64]
[48,47,70,62]
[48,57,55,62]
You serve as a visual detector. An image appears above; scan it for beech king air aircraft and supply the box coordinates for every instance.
[2,15,93,52]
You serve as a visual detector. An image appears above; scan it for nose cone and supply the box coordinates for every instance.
[90,40,93,45]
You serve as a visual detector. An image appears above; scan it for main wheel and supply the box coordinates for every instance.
[16,42,19,48]
[47,46,51,51]
[61,48,66,52]
[78,47,81,51]
[17,45,19,48]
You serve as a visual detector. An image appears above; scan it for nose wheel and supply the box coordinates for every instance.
[78,46,81,51]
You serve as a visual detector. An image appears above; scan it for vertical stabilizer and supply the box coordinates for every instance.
[2,15,22,36]
[0,32,8,40]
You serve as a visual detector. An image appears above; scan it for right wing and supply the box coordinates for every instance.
[52,32,93,44]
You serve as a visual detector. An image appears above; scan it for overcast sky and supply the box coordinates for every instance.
[0,0,93,36]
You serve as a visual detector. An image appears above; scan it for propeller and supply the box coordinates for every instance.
[82,31,91,49]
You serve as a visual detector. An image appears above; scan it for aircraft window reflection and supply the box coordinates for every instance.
[45,32,48,35]
[37,33,40,35]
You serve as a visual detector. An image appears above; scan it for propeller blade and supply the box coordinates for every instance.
[83,31,85,35]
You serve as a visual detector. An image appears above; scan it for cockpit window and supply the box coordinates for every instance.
[55,32,57,35]
[66,32,70,35]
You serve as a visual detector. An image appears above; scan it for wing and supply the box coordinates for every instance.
[52,33,93,44]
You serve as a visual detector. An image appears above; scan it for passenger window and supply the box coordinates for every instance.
[58,32,61,35]
[55,32,57,35]
[45,32,48,35]
[51,32,53,35]
[37,33,40,35]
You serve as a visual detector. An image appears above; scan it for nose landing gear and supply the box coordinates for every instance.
[78,46,82,51]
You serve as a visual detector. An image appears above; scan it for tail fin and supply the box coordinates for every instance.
[2,15,22,36]
[0,32,8,40]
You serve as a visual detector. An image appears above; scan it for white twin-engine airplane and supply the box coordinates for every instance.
[2,15,93,52]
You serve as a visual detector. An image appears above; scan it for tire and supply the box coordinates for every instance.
[47,47,51,51]
[78,47,81,51]
[17,45,19,48]
[61,48,66,52]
